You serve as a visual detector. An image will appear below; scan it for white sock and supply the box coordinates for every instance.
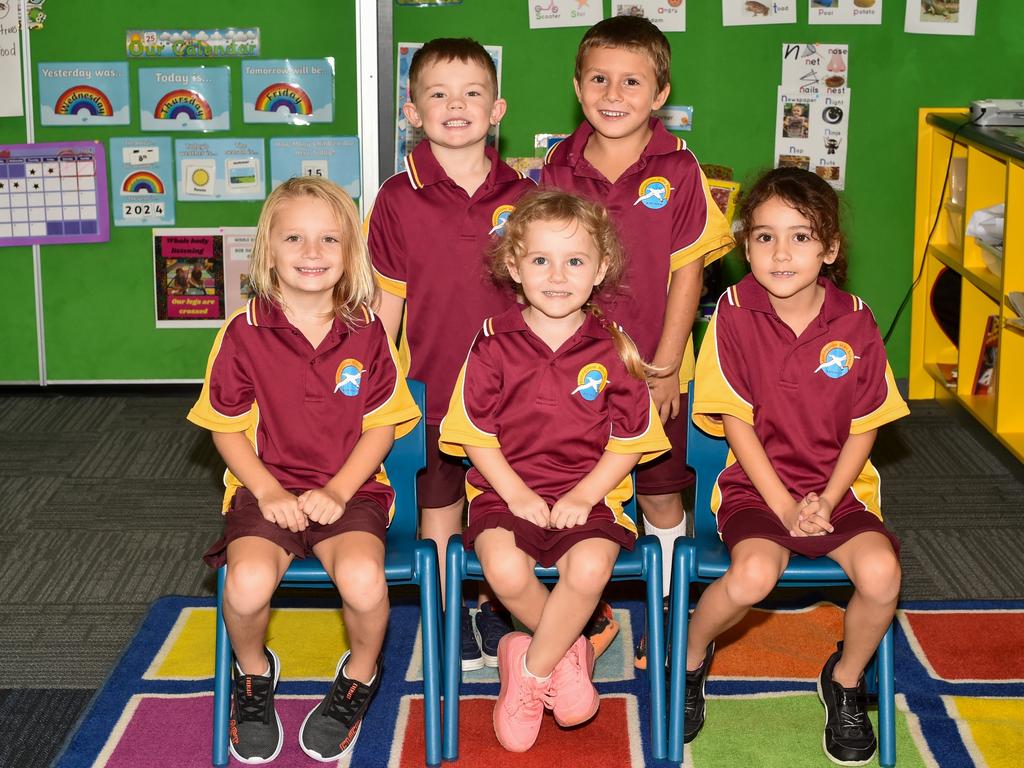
[342,660,377,686]
[236,661,271,677]
[521,654,551,682]
[642,512,687,598]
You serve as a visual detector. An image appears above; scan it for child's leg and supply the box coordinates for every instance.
[826,532,901,686]
[421,498,464,607]
[313,530,388,683]
[685,537,789,669]
[222,536,292,673]
[527,538,620,677]
[474,528,548,629]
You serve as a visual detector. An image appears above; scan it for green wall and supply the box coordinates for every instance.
[3,1,1022,380]
[394,1,1024,375]
[0,0,356,381]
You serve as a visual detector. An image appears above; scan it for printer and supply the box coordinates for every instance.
[970,100,1024,127]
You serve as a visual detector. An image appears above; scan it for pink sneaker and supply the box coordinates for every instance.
[550,634,599,727]
[493,631,553,752]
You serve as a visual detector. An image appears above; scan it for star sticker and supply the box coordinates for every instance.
[12,181,20,189]
[29,167,37,175]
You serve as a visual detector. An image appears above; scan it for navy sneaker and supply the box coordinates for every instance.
[474,601,514,667]
[817,643,877,766]
[461,605,484,671]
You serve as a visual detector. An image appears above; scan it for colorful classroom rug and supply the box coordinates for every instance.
[52,597,1024,767]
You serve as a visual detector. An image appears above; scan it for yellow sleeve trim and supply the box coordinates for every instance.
[438,362,501,457]
[186,407,254,433]
[669,180,736,271]
[607,400,671,463]
[373,266,407,299]
[362,335,422,438]
[850,365,910,434]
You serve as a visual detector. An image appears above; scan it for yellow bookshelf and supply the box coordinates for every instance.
[910,109,1024,461]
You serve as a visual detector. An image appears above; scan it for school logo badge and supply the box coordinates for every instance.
[334,358,364,396]
[814,341,858,379]
[488,204,515,236]
[571,363,608,401]
[635,176,672,210]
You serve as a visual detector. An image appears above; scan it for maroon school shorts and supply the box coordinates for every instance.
[634,394,695,495]
[720,507,901,560]
[202,487,388,569]
[418,425,467,509]
[464,494,636,568]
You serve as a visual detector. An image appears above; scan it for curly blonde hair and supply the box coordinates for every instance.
[490,189,654,380]
[248,177,378,325]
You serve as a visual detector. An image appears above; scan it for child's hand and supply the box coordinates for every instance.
[648,375,681,424]
[550,492,592,530]
[508,490,550,528]
[796,493,834,536]
[257,487,307,532]
[298,487,346,526]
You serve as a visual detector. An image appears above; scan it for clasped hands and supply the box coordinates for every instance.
[257,485,347,532]
[782,492,835,538]
[508,489,591,530]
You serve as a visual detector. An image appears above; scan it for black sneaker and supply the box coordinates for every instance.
[817,643,877,766]
[683,642,714,744]
[229,647,283,765]
[461,605,485,671]
[299,651,381,762]
[474,601,514,667]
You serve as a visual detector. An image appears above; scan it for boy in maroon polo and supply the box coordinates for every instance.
[368,38,535,670]
[542,15,734,665]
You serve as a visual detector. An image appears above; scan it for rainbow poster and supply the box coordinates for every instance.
[38,62,130,126]
[110,137,175,227]
[139,67,230,132]
[241,59,334,124]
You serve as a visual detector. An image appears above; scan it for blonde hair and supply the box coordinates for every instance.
[490,189,655,380]
[249,177,378,325]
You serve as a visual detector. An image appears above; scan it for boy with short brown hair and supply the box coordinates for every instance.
[543,15,734,666]
[368,37,535,671]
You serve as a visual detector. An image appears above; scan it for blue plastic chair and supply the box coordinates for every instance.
[442,486,666,761]
[667,382,895,765]
[212,380,443,767]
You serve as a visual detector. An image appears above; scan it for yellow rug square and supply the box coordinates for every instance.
[146,606,349,680]
[948,695,1024,768]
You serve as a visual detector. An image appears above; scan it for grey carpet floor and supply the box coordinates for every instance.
[0,386,1022,767]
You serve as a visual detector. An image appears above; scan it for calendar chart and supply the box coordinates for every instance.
[0,141,110,246]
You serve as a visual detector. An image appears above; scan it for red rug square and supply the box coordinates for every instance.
[901,610,1024,681]
[396,694,640,767]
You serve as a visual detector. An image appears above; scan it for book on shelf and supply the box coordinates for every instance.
[1007,291,1024,317]
[935,362,958,389]
[972,315,999,396]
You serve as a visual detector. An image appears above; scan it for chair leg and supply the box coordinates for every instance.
[442,538,466,761]
[667,541,692,763]
[212,566,232,767]
[877,623,896,767]
[642,538,667,760]
[417,545,443,767]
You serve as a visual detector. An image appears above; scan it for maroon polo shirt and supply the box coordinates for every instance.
[439,306,670,529]
[368,141,536,424]
[542,118,734,380]
[188,298,421,514]
[693,274,909,531]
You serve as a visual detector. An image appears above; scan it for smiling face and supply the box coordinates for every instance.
[402,57,506,153]
[508,218,608,327]
[574,45,670,143]
[268,196,346,309]
[745,195,838,310]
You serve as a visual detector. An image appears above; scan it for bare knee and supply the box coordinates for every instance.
[724,556,781,606]
[479,551,534,598]
[852,550,901,604]
[560,554,614,597]
[333,557,388,612]
[224,560,279,616]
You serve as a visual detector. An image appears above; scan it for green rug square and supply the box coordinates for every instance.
[688,692,929,767]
